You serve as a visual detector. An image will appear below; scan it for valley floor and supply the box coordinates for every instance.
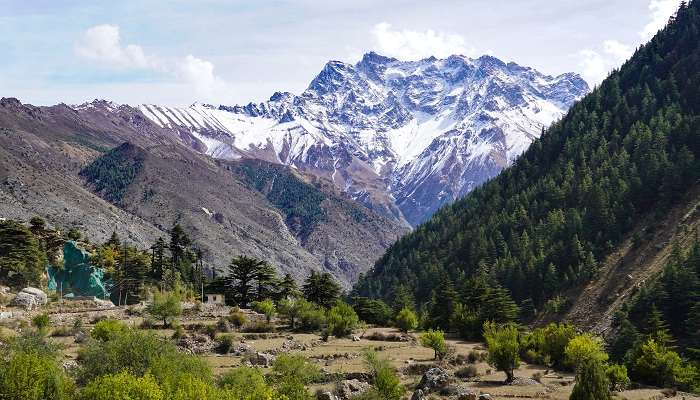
[2,301,696,400]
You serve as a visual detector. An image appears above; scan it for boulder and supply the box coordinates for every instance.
[411,389,425,400]
[336,379,371,400]
[250,352,276,367]
[416,367,452,393]
[317,392,336,400]
[479,395,492,400]
[11,291,38,310]
[22,287,48,304]
[458,393,478,400]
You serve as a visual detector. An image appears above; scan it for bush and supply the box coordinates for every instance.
[455,365,478,379]
[628,338,698,391]
[50,325,75,337]
[32,313,50,333]
[419,329,447,360]
[91,319,128,341]
[564,333,608,370]
[361,349,404,400]
[216,335,235,354]
[140,317,156,329]
[78,371,163,400]
[76,329,177,384]
[219,366,278,400]
[172,324,185,340]
[395,307,418,333]
[298,302,326,332]
[270,354,321,400]
[352,297,392,326]
[227,310,248,329]
[604,363,630,391]
[147,352,213,396]
[326,301,360,338]
[0,349,75,400]
[252,299,276,323]
[147,291,182,327]
[483,322,520,382]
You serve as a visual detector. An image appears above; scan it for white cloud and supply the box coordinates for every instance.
[75,25,231,103]
[602,40,633,62]
[371,22,476,60]
[640,0,683,40]
[177,55,228,99]
[75,24,157,69]
[578,0,681,85]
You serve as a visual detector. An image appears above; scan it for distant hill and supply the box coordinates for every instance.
[0,98,407,287]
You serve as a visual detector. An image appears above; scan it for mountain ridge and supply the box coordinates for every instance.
[131,52,589,225]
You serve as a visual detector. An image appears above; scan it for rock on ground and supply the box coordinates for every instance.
[415,367,452,393]
[336,379,371,400]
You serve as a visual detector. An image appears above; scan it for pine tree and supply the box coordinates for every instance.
[643,305,675,349]
[302,271,341,308]
[569,359,611,400]
[0,220,46,287]
[225,256,267,307]
[392,284,415,314]
[429,272,457,330]
[150,237,166,280]
[278,273,300,300]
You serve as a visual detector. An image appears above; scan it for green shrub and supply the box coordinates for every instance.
[270,354,321,400]
[352,297,392,326]
[483,322,520,382]
[32,313,50,333]
[538,323,577,368]
[628,338,698,391]
[419,329,447,360]
[91,319,128,341]
[604,363,630,391]
[227,310,248,329]
[76,329,177,384]
[216,335,235,354]
[0,349,75,400]
[362,349,404,400]
[326,301,360,338]
[78,371,163,400]
[298,302,326,332]
[564,333,608,370]
[395,307,418,333]
[172,324,185,340]
[147,353,213,397]
[219,366,277,400]
[252,299,276,323]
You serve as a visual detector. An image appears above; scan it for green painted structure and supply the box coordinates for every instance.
[47,241,111,299]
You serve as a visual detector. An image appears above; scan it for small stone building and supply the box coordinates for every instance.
[205,293,225,305]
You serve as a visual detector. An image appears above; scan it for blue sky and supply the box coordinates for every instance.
[0,0,683,106]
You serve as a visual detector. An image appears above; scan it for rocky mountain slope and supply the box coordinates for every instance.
[136,53,588,225]
[0,98,407,287]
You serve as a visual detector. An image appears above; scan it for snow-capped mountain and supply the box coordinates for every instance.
[137,52,589,225]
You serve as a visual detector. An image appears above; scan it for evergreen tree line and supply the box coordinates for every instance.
[607,236,700,390]
[354,0,700,317]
